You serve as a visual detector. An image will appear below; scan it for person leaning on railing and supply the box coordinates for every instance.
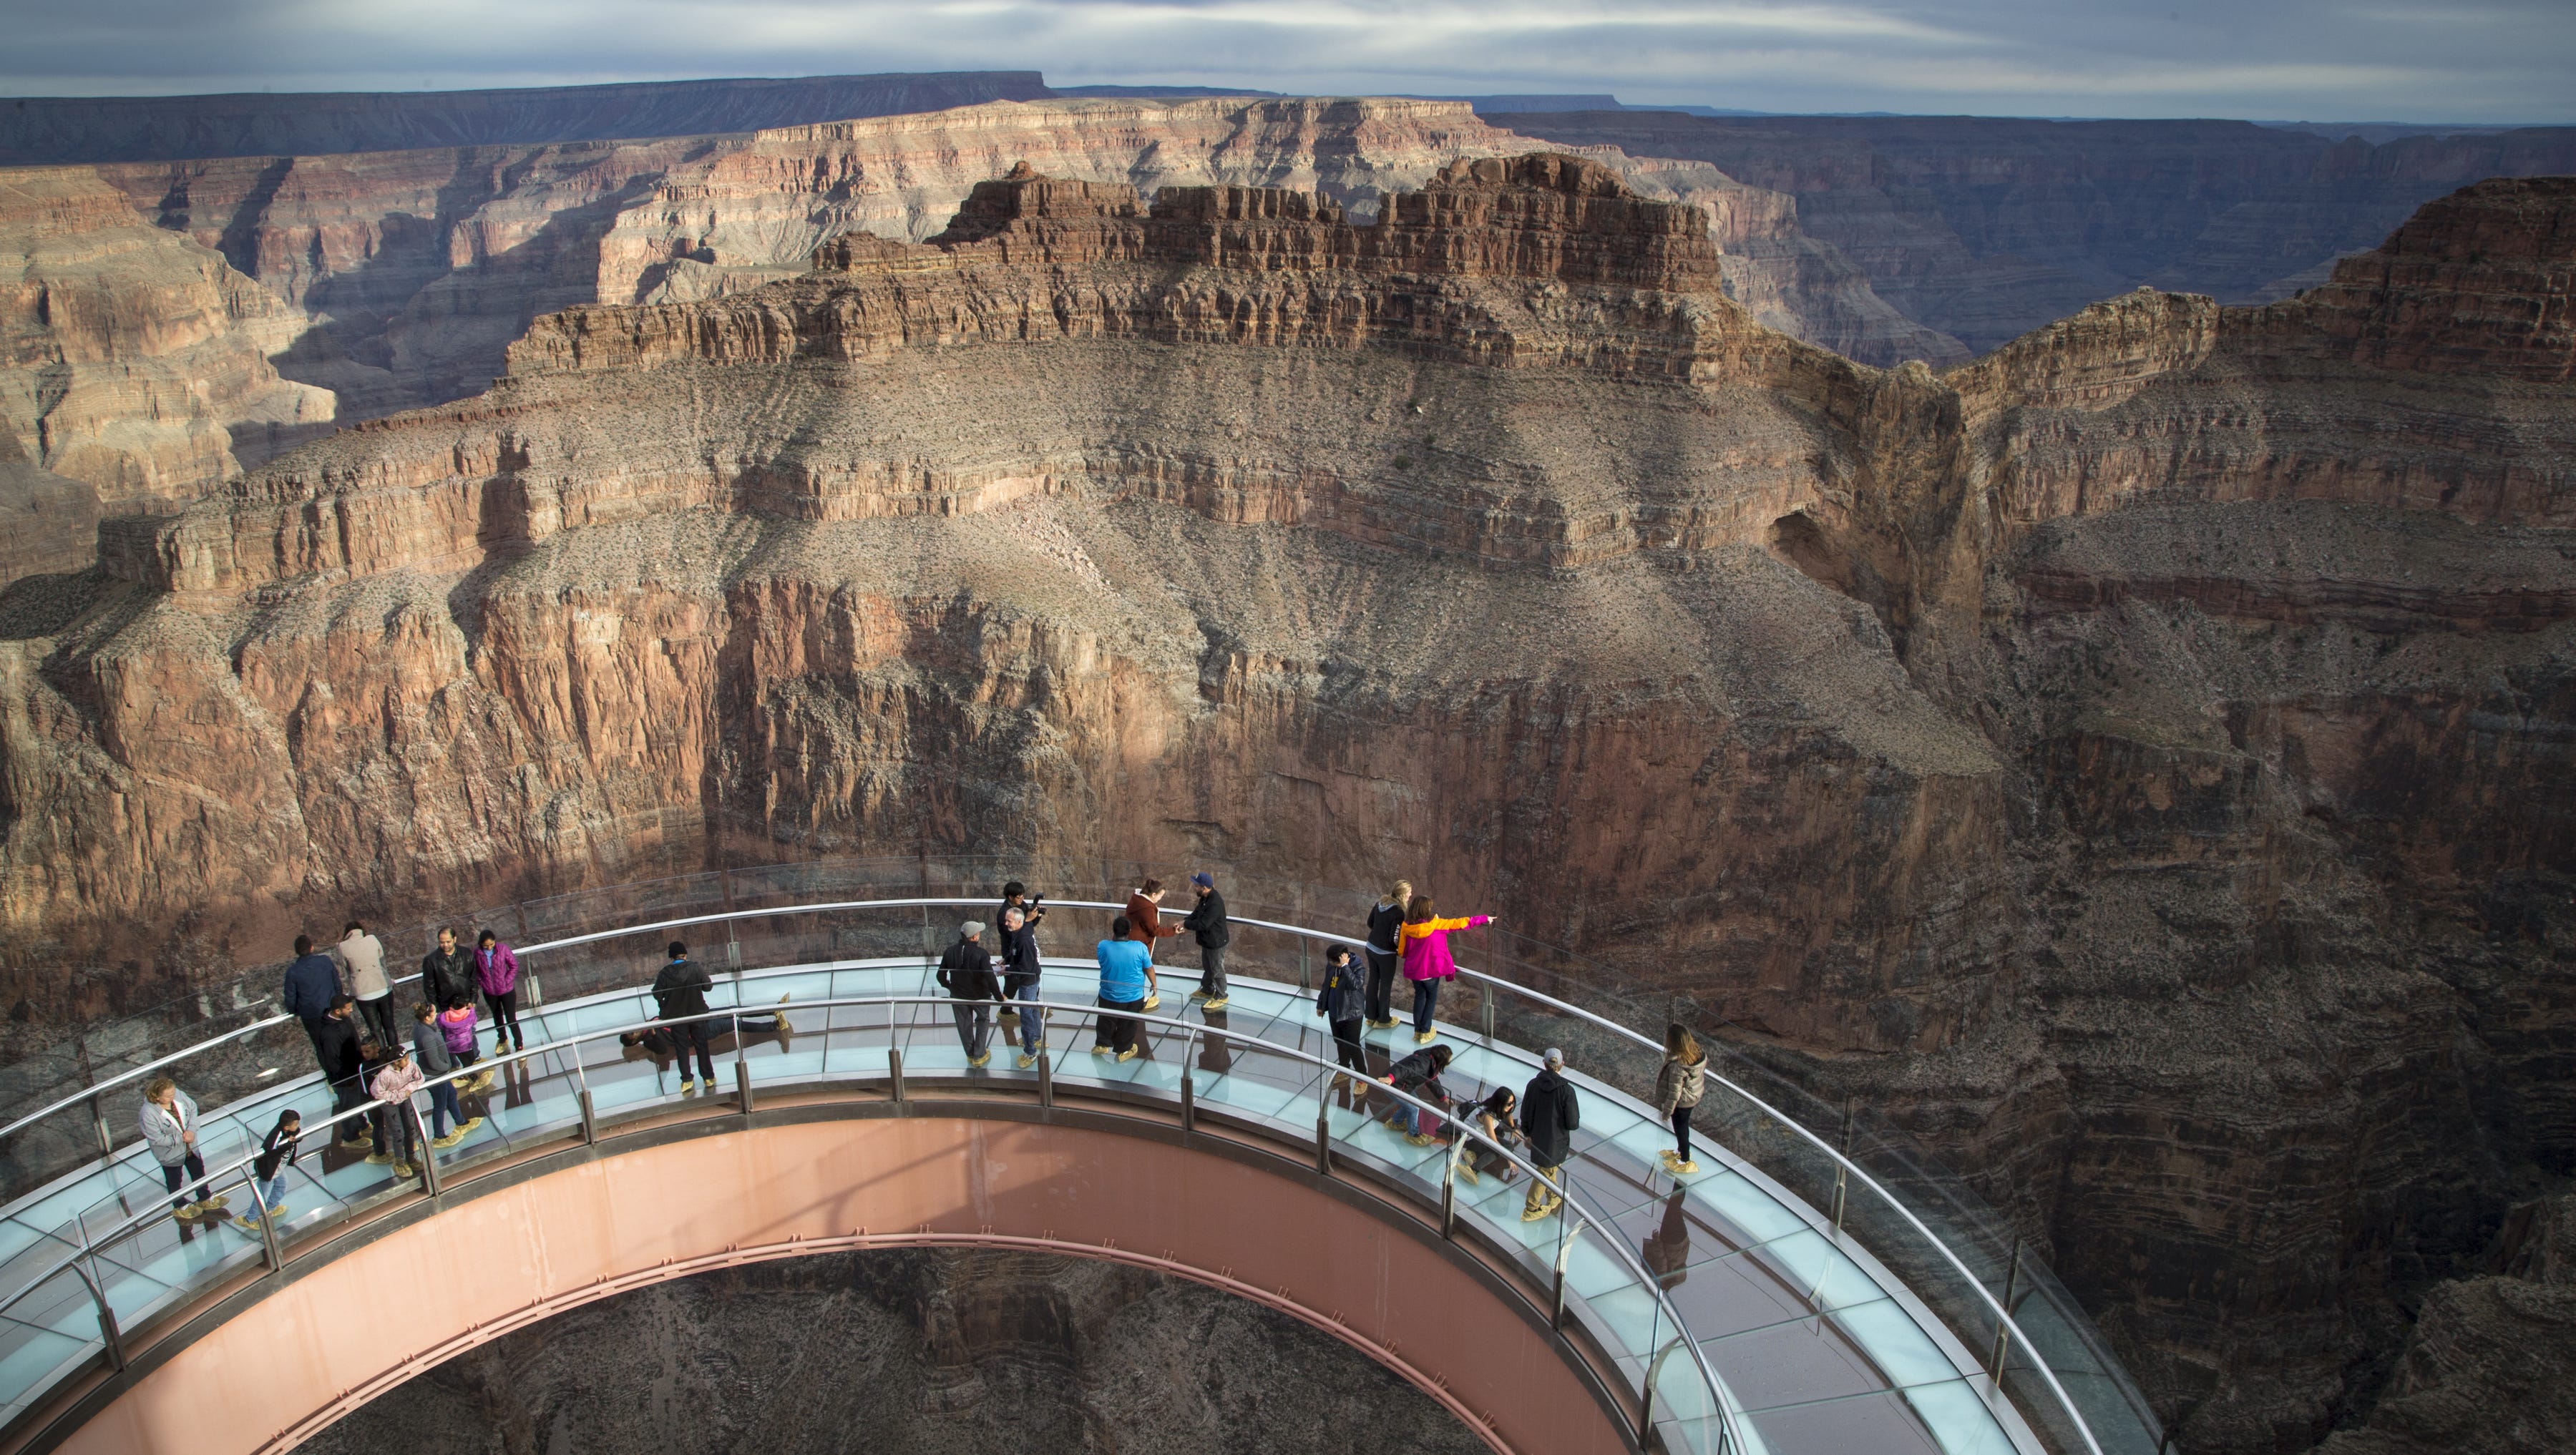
[282,935,341,1070]
[650,941,718,1095]
[1399,896,1493,1047]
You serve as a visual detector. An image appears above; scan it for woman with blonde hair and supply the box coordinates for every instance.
[1398,893,1493,1045]
[1655,1022,1708,1175]
[1362,878,1411,1030]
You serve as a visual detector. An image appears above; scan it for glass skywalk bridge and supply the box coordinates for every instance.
[0,886,2153,1455]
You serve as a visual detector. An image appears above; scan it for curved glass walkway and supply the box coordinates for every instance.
[0,896,2111,1455]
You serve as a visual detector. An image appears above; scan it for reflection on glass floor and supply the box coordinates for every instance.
[0,961,2034,1455]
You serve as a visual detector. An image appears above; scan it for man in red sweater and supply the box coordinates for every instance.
[1125,878,1179,1006]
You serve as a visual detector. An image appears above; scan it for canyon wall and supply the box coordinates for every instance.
[1496,112,2576,353]
[298,1246,1488,1455]
[0,157,2571,1455]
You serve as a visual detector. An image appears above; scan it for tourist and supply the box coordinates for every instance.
[358,1037,399,1162]
[650,940,718,1095]
[1520,1048,1579,1221]
[335,921,394,1049]
[474,931,525,1054]
[1461,1087,1524,1186]
[283,934,341,1069]
[1093,916,1151,1063]
[1313,944,1367,1087]
[1385,1043,1455,1145]
[1363,881,1410,1030]
[1655,1022,1708,1176]
[137,1077,221,1222]
[937,920,1003,1067]
[1180,871,1231,1010]
[438,995,487,1092]
[420,926,477,1011]
[999,905,1046,1068]
[369,1042,425,1178]
[1399,895,1493,1044]
[245,1109,299,1229]
[315,995,372,1150]
[1123,878,1178,1006]
[411,1001,479,1147]
[997,881,1048,936]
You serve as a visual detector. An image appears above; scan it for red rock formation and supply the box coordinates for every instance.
[4,164,2574,1455]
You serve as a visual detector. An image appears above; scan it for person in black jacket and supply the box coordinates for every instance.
[1313,945,1367,1087]
[313,996,372,1151]
[650,941,718,1095]
[1385,1044,1455,1145]
[283,935,341,1068]
[938,921,1003,1067]
[997,906,1045,1068]
[420,926,477,1011]
[1520,1048,1580,1221]
[1363,880,1410,1030]
[1181,872,1232,1011]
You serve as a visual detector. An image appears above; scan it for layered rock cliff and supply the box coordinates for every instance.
[1497,112,2576,354]
[2,159,2572,1455]
[298,1247,1488,1455]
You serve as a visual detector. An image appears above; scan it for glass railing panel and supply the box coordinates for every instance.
[1742,1388,1948,1455]
[0,1265,95,1421]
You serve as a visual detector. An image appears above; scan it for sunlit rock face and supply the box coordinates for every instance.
[2,155,2572,1455]
[297,1247,1491,1455]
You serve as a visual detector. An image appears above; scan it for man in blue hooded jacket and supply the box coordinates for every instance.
[282,934,342,1069]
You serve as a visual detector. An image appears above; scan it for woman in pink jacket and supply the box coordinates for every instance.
[1399,895,1493,1045]
[474,931,525,1054]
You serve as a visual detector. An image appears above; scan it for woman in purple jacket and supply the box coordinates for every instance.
[475,931,525,1054]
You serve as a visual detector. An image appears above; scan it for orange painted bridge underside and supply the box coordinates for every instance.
[57,1109,1626,1455]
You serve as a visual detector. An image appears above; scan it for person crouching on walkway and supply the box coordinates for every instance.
[1385,1043,1455,1145]
[140,1077,223,1222]
[1399,895,1493,1045]
[1093,917,1151,1063]
[939,920,1003,1068]
[1655,1022,1709,1176]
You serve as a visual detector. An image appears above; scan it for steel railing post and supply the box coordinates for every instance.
[889,1047,906,1104]
[1481,992,1496,1045]
[1553,1218,1586,1330]
[248,1175,286,1272]
[86,1092,111,1159]
[1441,1139,1459,1239]
[1038,1041,1055,1109]
[736,1059,756,1115]
[577,1088,599,1145]
[414,1104,440,1197]
[1314,1097,1332,1176]
[1832,1165,1848,1232]
[1181,1037,1196,1136]
[731,1011,748,1103]
[72,1258,122,1373]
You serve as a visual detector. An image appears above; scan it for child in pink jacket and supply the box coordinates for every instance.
[1399,896,1493,1045]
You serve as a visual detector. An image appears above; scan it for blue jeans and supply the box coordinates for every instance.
[1411,977,1440,1035]
[1015,981,1046,1050]
[255,1175,288,1213]
[427,1079,462,1137]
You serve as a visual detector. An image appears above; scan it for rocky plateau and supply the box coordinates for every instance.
[0,122,2570,1455]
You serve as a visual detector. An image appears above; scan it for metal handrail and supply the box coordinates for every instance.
[5,893,2092,1454]
[6,994,1751,1455]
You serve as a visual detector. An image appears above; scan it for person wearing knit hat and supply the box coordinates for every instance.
[1180,872,1232,1011]
[937,920,1002,1067]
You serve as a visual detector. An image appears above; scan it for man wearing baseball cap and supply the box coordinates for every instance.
[1180,871,1233,1012]
[937,919,1004,1067]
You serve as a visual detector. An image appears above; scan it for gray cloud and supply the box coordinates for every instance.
[1,0,2565,122]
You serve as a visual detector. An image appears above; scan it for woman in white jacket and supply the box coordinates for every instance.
[139,1077,225,1221]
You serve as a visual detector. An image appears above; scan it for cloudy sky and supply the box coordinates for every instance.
[3,0,2567,123]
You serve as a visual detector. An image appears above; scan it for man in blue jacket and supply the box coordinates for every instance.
[1092,918,1153,1064]
[281,935,342,1070]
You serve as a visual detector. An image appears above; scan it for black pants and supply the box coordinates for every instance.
[331,1077,371,1142]
[1198,943,1227,1000]
[1363,951,1397,1023]
[485,989,523,1049]
[382,1102,419,1165]
[301,1017,333,1073]
[353,995,397,1052]
[160,1152,208,1211]
[670,1018,717,1082]
[1329,1018,1367,1074]
[1095,995,1144,1054]
[1672,1105,1694,1162]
